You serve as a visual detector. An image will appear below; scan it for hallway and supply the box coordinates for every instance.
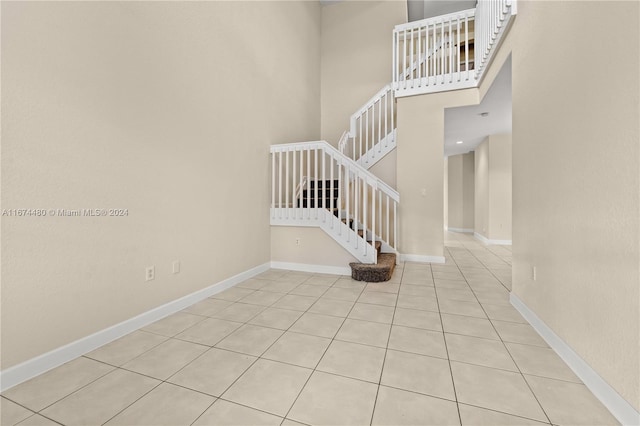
[1,233,618,425]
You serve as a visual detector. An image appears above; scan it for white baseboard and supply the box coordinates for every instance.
[474,232,512,245]
[270,261,351,276]
[448,227,474,233]
[0,262,270,393]
[510,293,640,426]
[399,254,446,264]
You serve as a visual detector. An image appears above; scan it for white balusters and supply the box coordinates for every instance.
[314,147,318,220]
[475,0,516,79]
[271,151,275,218]
[285,149,289,218]
[346,85,396,167]
[270,141,399,264]
[322,148,326,223]
[298,148,303,219]
[392,8,479,94]
[464,14,469,81]
[278,151,282,218]
[390,1,515,95]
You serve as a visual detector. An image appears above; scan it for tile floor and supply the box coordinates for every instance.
[1,232,620,425]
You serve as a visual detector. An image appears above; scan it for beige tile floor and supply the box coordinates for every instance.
[1,232,620,425]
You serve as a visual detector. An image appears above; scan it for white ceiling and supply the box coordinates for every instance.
[408,0,477,22]
[444,57,512,157]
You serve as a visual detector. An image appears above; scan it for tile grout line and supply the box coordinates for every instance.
[368,261,405,426]
[188,269,332,426]
[206,271,337,424]
[6,360,117,421]
[83,271,316,426]
[97,300,267,426]
[279,272,370,424]
[449,236,554,425]
[454,235,511,291]
[434,257,464,426]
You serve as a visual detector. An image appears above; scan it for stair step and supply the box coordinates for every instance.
[349,253,397,282]
[301,189,339,197]
[308,180,340,189]
[355,230,382,256]
[341,217,354,229]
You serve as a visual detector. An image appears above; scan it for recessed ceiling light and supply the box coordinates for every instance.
[479,112,490,117]
[456,141,463,144]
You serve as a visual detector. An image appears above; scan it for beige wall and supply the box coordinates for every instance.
[462,152,475,230]
[447,152,475,231]
[396,89,478,258]
[448,155,464,229]
[1,1,321,369]
[488,133,512,240]
[320,1,406,147]
[271,227,357,269]
[443,157,449,230]
[474,134,511,241]
[369,149,397,190]
[506,1,639,410]
[474,139,490,236]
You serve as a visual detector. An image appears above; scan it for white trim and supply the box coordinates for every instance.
[399,254,445,264]
[394,78,478,98]
[356,129,397,170]
[510,294,640,426]
[474,232,512,246]
[0,262,270,393]
[448,227,474,233]
[270,261,351,276]
[271,210,377,264]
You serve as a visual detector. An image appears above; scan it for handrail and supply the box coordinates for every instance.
[337,130,349,154]
[350,84,393,123]
[294,176,307,201]
[271,140,400,202]
[393,8,477,32]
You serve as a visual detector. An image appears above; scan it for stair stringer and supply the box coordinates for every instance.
[356,226,398,257]
[355,128,397,170]
[270,208,377,264]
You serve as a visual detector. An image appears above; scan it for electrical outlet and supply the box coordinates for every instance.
[172,261,180,274]
[532,266,537,281]
[295,238,301,245]
[145,266,155,281]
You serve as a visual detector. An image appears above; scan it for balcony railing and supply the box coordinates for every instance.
[392,0,516,96]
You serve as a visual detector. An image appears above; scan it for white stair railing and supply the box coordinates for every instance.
[339,84,396,168]
[393,9,476,95]
[271,141,399,264]
[392,1,516,97]
[401,37,447,80]
[474,0,517,78]
[337,130,349,157]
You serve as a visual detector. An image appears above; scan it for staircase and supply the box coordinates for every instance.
[271,141,399,268]
[270,0,517,281]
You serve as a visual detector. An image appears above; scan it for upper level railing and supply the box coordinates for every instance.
[392,0,516,96]
[474,0,517,78]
